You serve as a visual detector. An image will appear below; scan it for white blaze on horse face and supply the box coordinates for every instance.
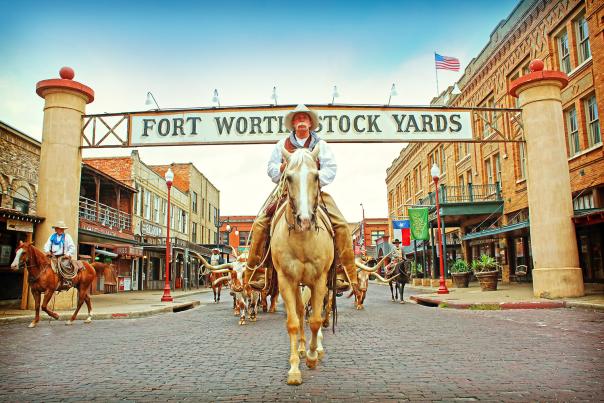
[10,247,23,270]
[298,163,311,229]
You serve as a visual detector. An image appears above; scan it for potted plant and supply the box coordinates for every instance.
[450,259,471,288]
[472,254,499,291]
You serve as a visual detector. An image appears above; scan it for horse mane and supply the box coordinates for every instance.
[26,242,49,267]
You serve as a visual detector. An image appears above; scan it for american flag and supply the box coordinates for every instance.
[435,53,460,71]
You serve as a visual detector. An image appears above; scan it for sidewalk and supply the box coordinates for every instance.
[400,281,604,311]
[0,288,211,325]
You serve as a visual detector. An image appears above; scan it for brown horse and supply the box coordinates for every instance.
[10,241,97,328]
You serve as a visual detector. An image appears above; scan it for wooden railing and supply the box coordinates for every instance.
[79,196,132,232]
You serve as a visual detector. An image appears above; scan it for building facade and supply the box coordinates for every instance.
[386,0,603,283]
[85,151,217,291]
[351,218,389,258]
[0,121,43,305]
[219,215,254,257]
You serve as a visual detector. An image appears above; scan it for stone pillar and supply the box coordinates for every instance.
[510,60,584,298]
[34,67,94,309]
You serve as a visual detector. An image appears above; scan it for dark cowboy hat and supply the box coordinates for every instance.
[392,239,402,245]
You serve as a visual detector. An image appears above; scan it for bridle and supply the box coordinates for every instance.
[283,167,321,233]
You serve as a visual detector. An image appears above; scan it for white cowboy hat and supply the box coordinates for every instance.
[53,220,68,229]
[284,104,320,132]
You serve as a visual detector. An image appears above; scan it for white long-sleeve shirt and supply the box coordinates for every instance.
[43,232,76,257]
[267,136,337,187]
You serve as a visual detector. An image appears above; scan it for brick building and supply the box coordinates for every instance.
[0,121,44,304]
[385,0,603,283]
[85,151,216,291]
[351,218,389,258]
[219,215,254,257]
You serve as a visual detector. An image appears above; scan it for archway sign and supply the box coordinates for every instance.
[81,104,523,148]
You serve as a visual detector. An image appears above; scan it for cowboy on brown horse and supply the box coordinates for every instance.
[43,220,77,288]
[246,104,359,294]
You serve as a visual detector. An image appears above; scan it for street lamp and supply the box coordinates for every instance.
[223,223,239,262]
[431,163,449,295]
[161,167,174,302]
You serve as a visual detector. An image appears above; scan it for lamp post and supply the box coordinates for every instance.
[431,163,449,295]
[161,167,174,302]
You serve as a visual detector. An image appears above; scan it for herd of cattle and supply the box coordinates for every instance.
[199,247,411,326]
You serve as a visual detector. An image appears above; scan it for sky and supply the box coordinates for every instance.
[0,0,518,222]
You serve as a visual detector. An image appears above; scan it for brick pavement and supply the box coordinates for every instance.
[0,286,602,402]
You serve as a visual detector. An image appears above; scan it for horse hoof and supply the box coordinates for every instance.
[298,349,306,359]
[28,322,37,328]
[269,308,276,313]
[239,320,245,325]
[306,356,318,369]
[66,320,73,326]
[317,350,325,360]
[400,300,405,304]
[287,372,302,386]
[85,317,92,324]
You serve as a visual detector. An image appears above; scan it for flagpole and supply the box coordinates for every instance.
[434,52,440,97]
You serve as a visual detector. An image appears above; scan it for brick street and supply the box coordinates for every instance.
[1,287,603,402]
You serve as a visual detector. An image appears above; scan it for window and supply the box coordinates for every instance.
[143,191,151,220]
[585,95,601,146]
[192,222,197,243]
[370,230,385,245]
[485,159,493,184]
[494,154,501,184]
[161,198,167,226]
[388,191,393,212]
[395,183,401,207]
[566,107,580,156]
[575,14,591,64]
[13,187,30,213]
[181,211,187,234]
[201,198,205,218]
[153,195,160,223]
[220,231,229,245]
[573,193,594,210]
[440,145,446,173]
[192,191,198,213]
[170,205,175,229]
[457,142,469,160]
[509,62,530,108]
[238,231,250,247]
[558,30,571,73]
[518,143,527,180]
[134,185,141,216]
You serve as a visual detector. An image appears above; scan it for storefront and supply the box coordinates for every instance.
[574,209,604,283]
[0,208,43,305]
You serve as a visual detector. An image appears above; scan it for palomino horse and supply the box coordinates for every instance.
[10,241,97,328]
[270,143,337,386]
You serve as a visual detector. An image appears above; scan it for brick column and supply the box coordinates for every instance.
[34,67,94,309]
[510,59,584,298]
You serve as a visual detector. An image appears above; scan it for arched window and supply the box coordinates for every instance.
[13,187,30,213]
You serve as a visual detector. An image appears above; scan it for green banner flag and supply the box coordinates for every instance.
[409,208,429,240]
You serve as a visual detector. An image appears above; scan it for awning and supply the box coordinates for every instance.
[573,208,604,226]
[462,220,530,241]
[95,249,119,258]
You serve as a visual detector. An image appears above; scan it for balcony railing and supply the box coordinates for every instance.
[417,183,502,206]
[79,196,132,233]
[141,236,212,257]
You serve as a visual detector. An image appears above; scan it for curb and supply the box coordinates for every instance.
[565,301,604,311]
[0,300,201,325]
[410,295,567,310]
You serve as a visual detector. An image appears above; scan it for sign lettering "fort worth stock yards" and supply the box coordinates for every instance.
[129,107,472,146]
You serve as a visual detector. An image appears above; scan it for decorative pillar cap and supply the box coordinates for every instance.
[509,59,568,98]
[36,67,94,103]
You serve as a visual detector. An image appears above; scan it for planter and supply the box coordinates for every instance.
[421,278,431,287]
[475,270,498,291]
[451,272,471,288]
[412,278,422,286]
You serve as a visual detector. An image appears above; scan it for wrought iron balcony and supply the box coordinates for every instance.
[417,182,502,206]
[79,196,132,233]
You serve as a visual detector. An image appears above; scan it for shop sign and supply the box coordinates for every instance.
[6,219,33,233]
[115,246,144,257]
[130,107,473,146]
[141,222,162,237]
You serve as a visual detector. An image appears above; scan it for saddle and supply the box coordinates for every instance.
[50,257,86,290]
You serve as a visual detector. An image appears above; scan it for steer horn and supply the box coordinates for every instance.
[212,276,231,287]
[199,256,234,271]
[371,272,401,283]
[354,252,393,273]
